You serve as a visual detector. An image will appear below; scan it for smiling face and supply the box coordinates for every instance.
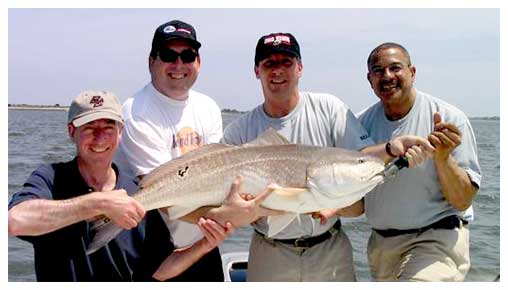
[255,53,303,102]
[367,47,416,115]
[149,39,201,99]
[68,118,122,166]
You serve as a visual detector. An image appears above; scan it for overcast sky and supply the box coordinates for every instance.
[8,8,500,117]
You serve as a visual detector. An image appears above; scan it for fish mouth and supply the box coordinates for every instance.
[363,167,389,183]
[368,173,385,184]
[371,169,386,178]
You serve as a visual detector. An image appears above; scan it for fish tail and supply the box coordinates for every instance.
[86,217,123,255]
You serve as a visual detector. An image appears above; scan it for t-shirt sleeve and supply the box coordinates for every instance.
[119,116,171,176]
[450,117,482,188]
[206,103,223,144]
[9,164,55,244]
[221,118,245,145]
[334,106,374,151]
[9,164,54,210]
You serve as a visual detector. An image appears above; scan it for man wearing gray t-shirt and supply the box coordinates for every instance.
[222,33,433,282]
[358,42,481,281]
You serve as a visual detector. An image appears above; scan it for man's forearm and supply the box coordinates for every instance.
[434,156,478,211]
[152,239,209,281]
[179,206,218,224]
[360,143,392,163]
[8,194,103,236]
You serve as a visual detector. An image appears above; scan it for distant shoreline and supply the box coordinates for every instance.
[8,106,68,111]
[8,105,246,114]
[469,116,500,120]
[7,105,498,120]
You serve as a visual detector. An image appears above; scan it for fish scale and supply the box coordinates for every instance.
[135,144,312,211]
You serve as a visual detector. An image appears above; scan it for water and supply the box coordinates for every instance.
[7,109,500,282]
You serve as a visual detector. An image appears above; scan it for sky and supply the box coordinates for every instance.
[7,7,500,117]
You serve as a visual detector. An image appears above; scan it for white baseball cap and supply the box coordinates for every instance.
[67,90,124,127]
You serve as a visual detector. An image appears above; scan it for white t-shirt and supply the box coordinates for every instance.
[115,83,223,246]
[222,92,374,239]
[358,90,482,230]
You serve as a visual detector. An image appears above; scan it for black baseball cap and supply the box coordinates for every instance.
[254,32,301,65]
[150,20,201,57]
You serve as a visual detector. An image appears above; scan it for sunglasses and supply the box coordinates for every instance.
[158,49,198,63]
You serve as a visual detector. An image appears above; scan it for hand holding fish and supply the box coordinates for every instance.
[388,135,435,167]
[207,176,286,228]
[311,208,341,225]
[196,218,234,252]
[310,199,365,224]
[98,189,146,230]
[152,218,235,281]
[428,112,461,162]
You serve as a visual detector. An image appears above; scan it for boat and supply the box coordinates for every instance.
[222,252,248,282]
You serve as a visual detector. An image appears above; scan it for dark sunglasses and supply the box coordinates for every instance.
[158,49,198,63]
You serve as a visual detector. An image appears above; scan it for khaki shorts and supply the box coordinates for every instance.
[367,226,470,281]
[247,229,356,282]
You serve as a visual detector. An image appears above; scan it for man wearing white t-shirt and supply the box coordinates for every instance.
[115,20,280,281]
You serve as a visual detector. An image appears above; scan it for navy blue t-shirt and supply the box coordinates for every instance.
[8,158,174,281]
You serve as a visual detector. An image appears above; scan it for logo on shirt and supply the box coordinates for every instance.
[360,134,369,141]
[171,127,203,154]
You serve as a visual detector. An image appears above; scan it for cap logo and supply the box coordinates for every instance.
[163,25,176,34]
[90,95,104,108]
[176,28,191,34]
[264,35,290,46]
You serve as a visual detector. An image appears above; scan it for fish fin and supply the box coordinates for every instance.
[244,128,290,146]
[140,143,232,188]
[272,187,308,197]
[86,216,123,255]
[167,206,200,220]
[266,214,298,237]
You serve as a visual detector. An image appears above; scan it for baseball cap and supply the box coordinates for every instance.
[67,90,124,127]
[150,20,201,57]
[255,32,301,65]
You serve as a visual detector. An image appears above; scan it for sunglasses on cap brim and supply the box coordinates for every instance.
[158,49,198,63]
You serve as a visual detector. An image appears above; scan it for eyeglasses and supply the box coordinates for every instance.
[158,49,198,63]
[369,63,411,75]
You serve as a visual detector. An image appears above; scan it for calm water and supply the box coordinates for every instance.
[7,109,500,282]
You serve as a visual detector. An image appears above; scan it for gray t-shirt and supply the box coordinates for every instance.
[222,91,373,239]
[358,90,482,230]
